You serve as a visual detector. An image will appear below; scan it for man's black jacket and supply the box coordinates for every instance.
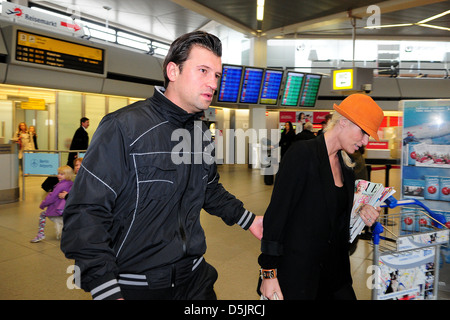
[61,87,255,299]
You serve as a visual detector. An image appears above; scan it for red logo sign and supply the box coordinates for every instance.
[6,7,23,17]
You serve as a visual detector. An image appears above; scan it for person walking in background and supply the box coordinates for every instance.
[28,125,38,150]
[279,121,296,159]
[295,121,316,141]
[30,165,73,243]
[349,146,368,181]
[13,122,35,160]
[58,157,83,201]
[67,117,89,168]
[258,94,383,300]
[317,113,332,136]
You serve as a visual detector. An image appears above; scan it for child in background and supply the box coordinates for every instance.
[30,165,74,243]
[58,157,83,200]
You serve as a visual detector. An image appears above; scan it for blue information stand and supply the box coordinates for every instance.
[23,152,59,175]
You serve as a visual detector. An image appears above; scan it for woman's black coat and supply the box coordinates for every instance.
[259,134,356,299]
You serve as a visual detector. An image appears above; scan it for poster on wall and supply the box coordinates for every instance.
[400,99,450,276]
[401,100,450,212]
[296,111,313,124]
[279,111,316,133]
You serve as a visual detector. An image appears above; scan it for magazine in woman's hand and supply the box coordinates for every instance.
[350,179,396,243]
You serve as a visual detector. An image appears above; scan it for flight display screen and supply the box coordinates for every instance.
[259,69,283,105]
[217,64,243,103]
[239,67,264,104]
[281,71,305,106]
[299,74,322,107]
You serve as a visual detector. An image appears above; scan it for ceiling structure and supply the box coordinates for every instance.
[29,0,450,43]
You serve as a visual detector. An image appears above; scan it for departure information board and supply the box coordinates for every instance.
[299,74,321,107]
[218,64,243,103]
[259,69,283,105]
[239,67,263,104]
[281,72,304,106]
[15,30,105,75]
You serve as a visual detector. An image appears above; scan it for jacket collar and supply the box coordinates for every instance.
[316,134,354,230]
[153,86,204,127]
[316,134,335,210]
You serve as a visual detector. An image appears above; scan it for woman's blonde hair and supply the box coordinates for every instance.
[324,112,355,169]
[58,165,74,181]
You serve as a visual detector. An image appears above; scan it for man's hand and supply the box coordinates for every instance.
[249,216,263,240]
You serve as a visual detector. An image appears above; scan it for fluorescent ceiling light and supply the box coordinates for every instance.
[364,9,450,32]
[418,23,450,31]
[417,9,450,24]
[257,0,264,21]
[365,23,413,29]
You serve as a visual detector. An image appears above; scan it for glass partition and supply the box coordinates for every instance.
[108,96,128,113]
[85,94,106,142]
[46,103,56,150]
[0,100,13,143]
[57,92,82,165]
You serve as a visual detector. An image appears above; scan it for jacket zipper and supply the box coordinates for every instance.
[178,125,189,258]
[178,210,187,256]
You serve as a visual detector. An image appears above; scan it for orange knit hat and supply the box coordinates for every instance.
[333,94,384,141]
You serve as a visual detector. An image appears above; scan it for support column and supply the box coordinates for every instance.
[249,36,267,68]
[249,105,267,168]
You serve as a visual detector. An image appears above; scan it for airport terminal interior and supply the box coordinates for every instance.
[1,0,450,300]
[2,165,450,300]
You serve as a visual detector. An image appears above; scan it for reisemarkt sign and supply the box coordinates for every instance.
[1,2,84,36]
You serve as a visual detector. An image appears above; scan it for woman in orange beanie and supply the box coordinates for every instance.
[258,94,384,300]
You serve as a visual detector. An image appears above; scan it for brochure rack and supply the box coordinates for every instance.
[371,196,449,300]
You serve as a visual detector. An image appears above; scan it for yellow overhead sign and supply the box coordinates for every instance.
[15,30,105,75]
[333,69,354,90]
[21,98,46,110]
[17,31,103,61]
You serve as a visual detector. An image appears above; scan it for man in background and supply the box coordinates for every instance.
[67,117,89,168]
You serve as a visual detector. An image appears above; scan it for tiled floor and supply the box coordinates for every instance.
[0,164,448,300]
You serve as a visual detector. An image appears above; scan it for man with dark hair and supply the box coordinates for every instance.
[162,31,222,88]
[66,117,89,168]
[61,31,263,300]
